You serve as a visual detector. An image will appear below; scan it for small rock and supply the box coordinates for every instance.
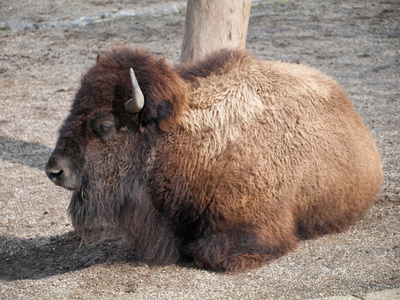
[100,12,111,19]
[80,16,93,22]
[24,23,35,31]
[8,20,29,32]
[162,3,186,15]
[117,10,136,17]
[70,20,81,27]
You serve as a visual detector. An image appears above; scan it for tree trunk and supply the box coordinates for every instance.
[180,0,252,63]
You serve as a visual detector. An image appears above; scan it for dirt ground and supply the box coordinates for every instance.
[0,0,399,299]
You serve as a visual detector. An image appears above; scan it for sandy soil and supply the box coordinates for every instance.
[0,0,399,299]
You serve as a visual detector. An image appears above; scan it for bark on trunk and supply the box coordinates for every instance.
[180,0,252,63]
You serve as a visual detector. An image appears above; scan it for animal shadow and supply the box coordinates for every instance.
[0,136,52,170]
[0,232,141,281]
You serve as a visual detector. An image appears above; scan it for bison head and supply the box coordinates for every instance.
[45,48,187,241]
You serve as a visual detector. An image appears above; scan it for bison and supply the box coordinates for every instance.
[45,47,383,273]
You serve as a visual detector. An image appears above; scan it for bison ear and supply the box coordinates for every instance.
[156,96,186,132]
[136,99,172,132]
[157,99,171,121]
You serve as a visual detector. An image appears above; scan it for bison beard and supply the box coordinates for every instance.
[69,185,181,265]
[45,47,383,273]
[67,130,181,265]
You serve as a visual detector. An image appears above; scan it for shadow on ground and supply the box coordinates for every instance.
[0,233,197,281]
[0,136,52,170]
[0,233,141,281]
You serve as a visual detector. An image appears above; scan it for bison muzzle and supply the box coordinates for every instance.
[45,48,383,273]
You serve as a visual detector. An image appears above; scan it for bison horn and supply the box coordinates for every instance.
[125,68,144,113]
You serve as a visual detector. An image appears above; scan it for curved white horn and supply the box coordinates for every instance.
[125,68,144,113]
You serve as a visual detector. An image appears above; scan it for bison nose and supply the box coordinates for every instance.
[45,155,79,190]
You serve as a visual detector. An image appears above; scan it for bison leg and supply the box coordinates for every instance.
[121,194,182,266]
[187,229,297,273]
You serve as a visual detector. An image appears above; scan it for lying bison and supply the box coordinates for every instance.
[45,47,383,273]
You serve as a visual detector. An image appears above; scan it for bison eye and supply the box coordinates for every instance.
[91,113,120,138]
[99,121,114,133]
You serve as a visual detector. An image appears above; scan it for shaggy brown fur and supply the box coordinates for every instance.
[45,47,383,273]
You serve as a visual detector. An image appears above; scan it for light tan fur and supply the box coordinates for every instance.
[158,52,383,271]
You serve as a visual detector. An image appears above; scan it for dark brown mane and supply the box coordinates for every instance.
[175,49,248,84]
